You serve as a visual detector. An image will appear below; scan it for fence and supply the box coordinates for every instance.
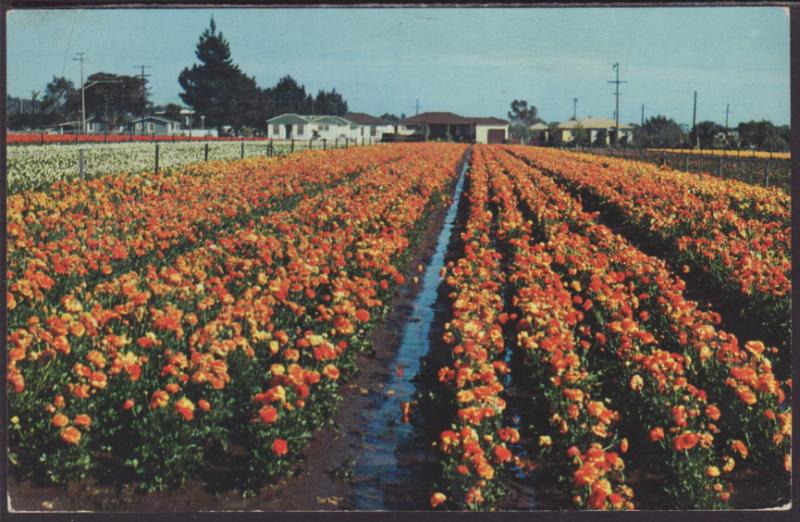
[8,136,379,194]
[558,146,791,191]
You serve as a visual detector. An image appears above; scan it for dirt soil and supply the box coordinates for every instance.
[7,157,463,514]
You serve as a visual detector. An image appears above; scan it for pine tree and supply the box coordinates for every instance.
[179,17,259,131]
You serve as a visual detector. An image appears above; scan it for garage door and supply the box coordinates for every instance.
[487,129,505,144]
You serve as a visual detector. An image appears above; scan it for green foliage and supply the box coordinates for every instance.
[636,115,686,148]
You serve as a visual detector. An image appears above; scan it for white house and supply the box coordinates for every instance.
[266,113,392,142]
[343,112,394,141]
[553,117,633,145]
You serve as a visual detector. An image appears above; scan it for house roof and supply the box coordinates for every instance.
[128,115,180,125]
[557,117,632,130]
[401,112,472,125]
[529,122,549,130]
[309,115,351,126]
[267,113,311,125]
[470,116,509,126]
[344,112,389,126]
[401,112,509,126]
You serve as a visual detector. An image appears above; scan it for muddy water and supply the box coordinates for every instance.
[349,155,469,510]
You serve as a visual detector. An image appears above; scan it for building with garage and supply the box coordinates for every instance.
[528,122,550,145]
[552,117,633,145]
[397,112,508,144]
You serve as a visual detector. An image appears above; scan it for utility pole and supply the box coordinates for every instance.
[573,98,578,120]
[725,103,730,131]
[73,52,86,133]
[641,104,644,127]
[608,63,627,145]
[134,64,151,136]
[692,91,698,149]
[415,99,419,116]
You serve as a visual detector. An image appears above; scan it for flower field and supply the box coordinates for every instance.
[648,148,790,160]
[5,143,791,511]
[7,141,293,193]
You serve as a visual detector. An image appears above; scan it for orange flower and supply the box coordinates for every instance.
[355,309,370,322]
[61,427,81,445]
[736,385,757,406]
[322,364,340,381]
[73,414,91,427]
[493,444,513,463]
[122,399,135,410]
[51,413,69,428]
[730,440,749,459]
[149,390,169,409]
[649,427,665,442]
[430,492,447,508]
[198,399,211,412]
[259,405,279,424]
[272,438,288,456]
[705,404,721,421]
[619,438,629,453]
[175,397,195,421]
[673,432,700,451]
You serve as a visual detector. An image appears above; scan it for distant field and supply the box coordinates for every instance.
[648,148,790,160]
[6,141,296,193]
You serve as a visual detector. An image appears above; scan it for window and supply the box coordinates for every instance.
[273,124,280,134]
[297,124,304,136]
[324,125,330,131]
[148,122,155,132]
[370,125,377,137]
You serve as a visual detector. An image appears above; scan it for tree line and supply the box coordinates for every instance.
[7,18,351,135]
[507,99,790,152]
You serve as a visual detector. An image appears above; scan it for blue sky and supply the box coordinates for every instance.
[6,7,791,125]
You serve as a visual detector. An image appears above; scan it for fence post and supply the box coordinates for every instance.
[241,141,245,159]
[79,149,85,180]
[764,159,770,187]
[291,139,295,153]
[155,144,160,174]
[718,156,723,178]
[310,138,313,150]
[323,138,327,150]
[684,154,689,172]
[204,143,209,162]
[41,132,44,146]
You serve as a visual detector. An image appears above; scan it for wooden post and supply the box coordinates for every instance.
[684,154,689,172]
[204,143,209,162]
[241,141,245,159]
[155,144,160,174]
[291,139,295,153]
[79,149,85,180]
[718,156,723,177]
[40,132,44,146]
[309,138,313,150]
[323,138,327,150]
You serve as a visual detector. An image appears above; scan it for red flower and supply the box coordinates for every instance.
[272,438,288,456]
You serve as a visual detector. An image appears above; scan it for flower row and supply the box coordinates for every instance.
[7,143,466,492]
